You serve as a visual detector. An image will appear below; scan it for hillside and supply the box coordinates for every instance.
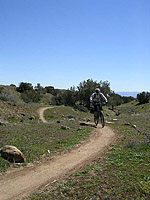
[0,103,94,173]
[0,92,150,199]
[26,101,150,200]
[0,100,39,123]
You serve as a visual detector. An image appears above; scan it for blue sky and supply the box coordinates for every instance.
[0,0,150,92]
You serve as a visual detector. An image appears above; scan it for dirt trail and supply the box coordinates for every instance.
[0,107,116,200]
[36,106,53,123]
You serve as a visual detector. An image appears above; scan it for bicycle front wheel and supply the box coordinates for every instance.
[94,111,99,126]
[100,111,105,128]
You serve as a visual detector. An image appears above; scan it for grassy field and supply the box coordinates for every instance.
[0,104,92,172]
[27,101,150,200]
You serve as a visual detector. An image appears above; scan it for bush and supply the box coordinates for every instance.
[137,92,150,104]
[0,86,22,103]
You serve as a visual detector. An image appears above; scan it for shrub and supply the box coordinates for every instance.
[137,92,150,104]
[0,86,21,103]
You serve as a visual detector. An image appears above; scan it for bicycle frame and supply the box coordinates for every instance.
[94,105,105,128]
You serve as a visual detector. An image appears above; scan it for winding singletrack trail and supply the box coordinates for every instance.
[0,107,116,200]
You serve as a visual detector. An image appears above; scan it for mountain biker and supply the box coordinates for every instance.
[90,88,108,127]
[90,88,108,109]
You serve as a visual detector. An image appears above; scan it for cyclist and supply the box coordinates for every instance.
[90,88,108,127]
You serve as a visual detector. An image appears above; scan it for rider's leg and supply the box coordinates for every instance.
[94,105,97,118]
[93,105,98,127]
[99,105,105,128]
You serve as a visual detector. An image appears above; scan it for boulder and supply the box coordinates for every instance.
[0,145,26,163]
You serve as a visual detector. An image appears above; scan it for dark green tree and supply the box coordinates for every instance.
[77,79,111,109]
[45,86,54,93]
[109,93,122,110]
[137,92,150,104]
[21,90,40,103]
[62,90,76,106]
[17,82,33,93]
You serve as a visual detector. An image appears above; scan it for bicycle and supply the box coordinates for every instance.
[94,104,105,128]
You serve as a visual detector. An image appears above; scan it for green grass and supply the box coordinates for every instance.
[27,102,150,200]
[0,106,92,172]
[44,106,92,122]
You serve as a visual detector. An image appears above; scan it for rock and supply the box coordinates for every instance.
[61,125,70,130]
[67,115,75,119]
[86,117,91,122]
[21,113,26,116]
[124,123,131,126]
[80,122,89,126]
[47,150,50,154]
[0,120,9,126]
[105,121,114,124]
[0,145,26,163]
[29,116,35,120]
[69,118,75,121]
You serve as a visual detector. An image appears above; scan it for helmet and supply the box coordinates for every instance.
[95,88,100,93]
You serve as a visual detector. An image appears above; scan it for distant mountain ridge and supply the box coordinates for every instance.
[116,92,140,98]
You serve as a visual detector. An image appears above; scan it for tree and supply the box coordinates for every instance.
[122,96,135,103]
[17,82,33,93]
[137,92,150,104]
[21,90,40,103]
[76,79,111,109]
[109,93,122,110]
[34,83,46,98]
[62,90,76,106]
[99,80,111,97]
[45,86,54,93]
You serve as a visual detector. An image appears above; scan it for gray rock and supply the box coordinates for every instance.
[61,125,70,130]
[67,115,75,119]
[29,116,35,120]
[0,145,26,163]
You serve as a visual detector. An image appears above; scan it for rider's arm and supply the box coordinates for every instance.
[90,93,94,104]
[100,93,108,103]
